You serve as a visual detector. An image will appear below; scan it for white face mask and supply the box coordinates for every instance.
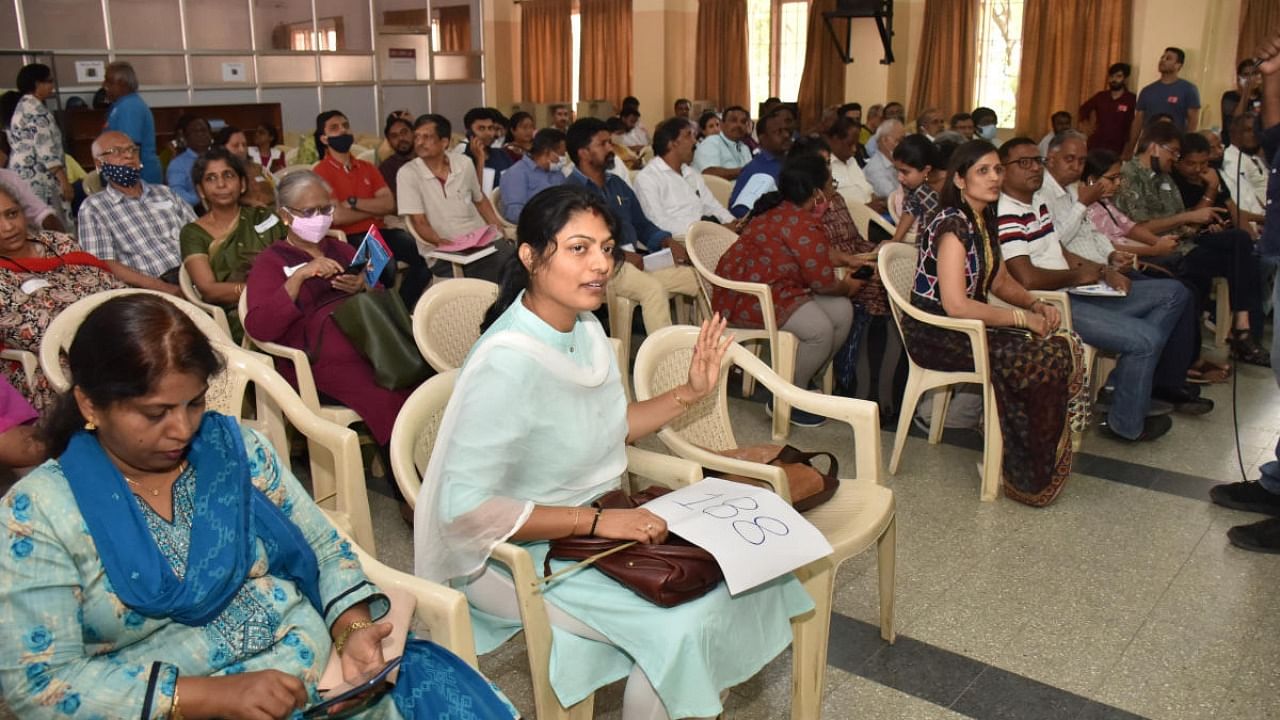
[977,124,998,141]
[549,154,567,172]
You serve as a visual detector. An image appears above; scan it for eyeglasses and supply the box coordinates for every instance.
[96,145,140,160]
[1002,156,1046,170]
[284,204,335,218]
[1158,144,1182,160]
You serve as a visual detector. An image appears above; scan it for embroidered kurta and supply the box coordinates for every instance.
[7,95,66,220]
[0,427,396,719]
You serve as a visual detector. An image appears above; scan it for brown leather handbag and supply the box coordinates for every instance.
[711,444,840,511]
[543,486,724,608]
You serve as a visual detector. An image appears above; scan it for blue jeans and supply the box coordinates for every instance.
[1258,278,1280,494]
[1070,279,1191,438]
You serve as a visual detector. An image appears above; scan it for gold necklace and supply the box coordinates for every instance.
[125,461,187,498]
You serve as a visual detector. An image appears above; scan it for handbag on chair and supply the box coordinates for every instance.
[710,444,840,511]
[543,486,724,608]
[309,289,432,390]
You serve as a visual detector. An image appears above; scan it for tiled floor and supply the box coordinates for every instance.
[3,343,1273,720]
[362,348,1280,719]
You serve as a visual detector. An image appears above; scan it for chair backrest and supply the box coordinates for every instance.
[40,289,234,394]
[878,242,918,329]
[389,370,458,506]
[685,220,739,279]
[631,327,739,452]
[83,170,104,195]
[702,174,733,209]
[847,200,896,239]
[276,163,315,181]
[412,279,499,372]
[178,263,234,339]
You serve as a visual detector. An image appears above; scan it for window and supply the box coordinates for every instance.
[747,0,809,112]
[571,10,581,105]
[973,0,1025,127]
[288,18,342,51]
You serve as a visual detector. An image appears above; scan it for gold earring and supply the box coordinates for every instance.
[84,420,96,431]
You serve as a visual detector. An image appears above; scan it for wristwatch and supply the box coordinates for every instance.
[346,196,358,209]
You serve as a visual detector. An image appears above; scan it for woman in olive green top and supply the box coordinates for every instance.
[180,147,286,341]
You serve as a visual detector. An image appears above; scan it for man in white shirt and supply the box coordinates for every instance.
[1220,114,1269,215]
[822,116,874,206]
[635,118,736,236]
[864,119,904,199]
[618,106,650,152]
[693,106,753,180]
[396,113,512,281]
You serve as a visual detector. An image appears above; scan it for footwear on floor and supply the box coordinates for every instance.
[1152,385,1214,415]
[1210,481,1280,516]
[1187,360,1232,384]
[1227,516,1280,554]
[1098,413,1173,442]
[1230,334,1272,367]
[1095,389,1173,416]
[765,399,828,428]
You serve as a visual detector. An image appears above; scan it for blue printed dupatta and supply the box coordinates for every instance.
[60,412,323,626]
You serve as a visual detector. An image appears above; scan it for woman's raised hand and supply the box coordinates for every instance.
[684,314,733,401]
[592,508,669,544]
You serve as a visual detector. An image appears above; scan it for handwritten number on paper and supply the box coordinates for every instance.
[675,493,790,545]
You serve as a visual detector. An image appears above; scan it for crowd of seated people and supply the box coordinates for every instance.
[4,38,1280,719]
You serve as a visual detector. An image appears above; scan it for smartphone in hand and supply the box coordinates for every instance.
[303,656,403,719]
[343,260,369,276]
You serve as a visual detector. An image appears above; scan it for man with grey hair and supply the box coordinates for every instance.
[864,119,905,198]
[102,62,161,184]
[77,130,193,295]
[915,107,945,140]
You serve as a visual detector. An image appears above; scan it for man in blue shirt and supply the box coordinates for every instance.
[1210,34,1280,552]
[1128,47,1201,154]
[498,128,566,223]
[103,62,162,184]
[564,117,698,334]
[728,109,792,217]
[165,115,211,208]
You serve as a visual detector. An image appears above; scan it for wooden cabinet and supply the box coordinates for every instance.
[65,102,283,167]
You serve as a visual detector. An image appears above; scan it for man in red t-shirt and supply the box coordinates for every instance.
[312,109,430,308]
[1079,62,1137,156]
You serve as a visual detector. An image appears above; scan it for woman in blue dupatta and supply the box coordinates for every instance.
[0,295,517,719]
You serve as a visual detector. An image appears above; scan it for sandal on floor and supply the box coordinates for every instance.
[1231,333,1272,368]
[1187,360,1232,384]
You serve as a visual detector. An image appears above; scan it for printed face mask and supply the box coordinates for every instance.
[286,211,333,243]
[100,162,141,187]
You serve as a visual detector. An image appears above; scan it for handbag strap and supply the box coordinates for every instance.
[771,444,839,478]
[539,540,638,589]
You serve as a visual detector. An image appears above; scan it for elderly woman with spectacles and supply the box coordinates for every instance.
[243,170,411,455]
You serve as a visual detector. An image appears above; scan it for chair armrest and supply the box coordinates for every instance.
[250,338,324,411]
[990,289,1073,331]
[351,546,479,667]
[892,299,988,357]
[624,446,703,490]
[653,430,792,500]
[1,348,38,394]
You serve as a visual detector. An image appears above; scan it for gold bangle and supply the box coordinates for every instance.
[334,620,375,656]
[171,687,183,720]
[672,388,693,411]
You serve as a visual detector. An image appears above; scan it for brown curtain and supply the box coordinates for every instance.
[1239,0,1280,62]
[796,0,846,133]
[438,6,472,52]
[1014,0,1131,136]
[521,0,573,102]
[695,0,750,109]
[910,0,977,121]
[580,0,633,107]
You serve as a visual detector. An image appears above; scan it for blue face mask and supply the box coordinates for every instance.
[100,162,141,188]
[977,124,998,141]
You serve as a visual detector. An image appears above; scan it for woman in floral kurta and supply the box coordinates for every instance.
[0,426,397,719]
[7,65,70,224]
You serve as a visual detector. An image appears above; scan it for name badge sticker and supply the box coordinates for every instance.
[19,278,51,294]
[255,214,280,233]
[149,200,174,210]
[283,263,307,278]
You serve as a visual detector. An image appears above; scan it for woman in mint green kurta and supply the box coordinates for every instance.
[414,186,813,719]
[179,148,284,342]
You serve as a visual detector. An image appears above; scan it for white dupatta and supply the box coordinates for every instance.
[413,307,628,584]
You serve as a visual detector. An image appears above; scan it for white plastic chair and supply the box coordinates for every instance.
[847,200,898,239]
[1,347,38,394]
[685,220,804,440]
[632,325,896,718]
[411,278,498,372]
[388,370,705,720]
[237,284,365,435]
[701,174,733,208]
[879,242,1003,500]
[178,263,246,346]
[487,186,519,237]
